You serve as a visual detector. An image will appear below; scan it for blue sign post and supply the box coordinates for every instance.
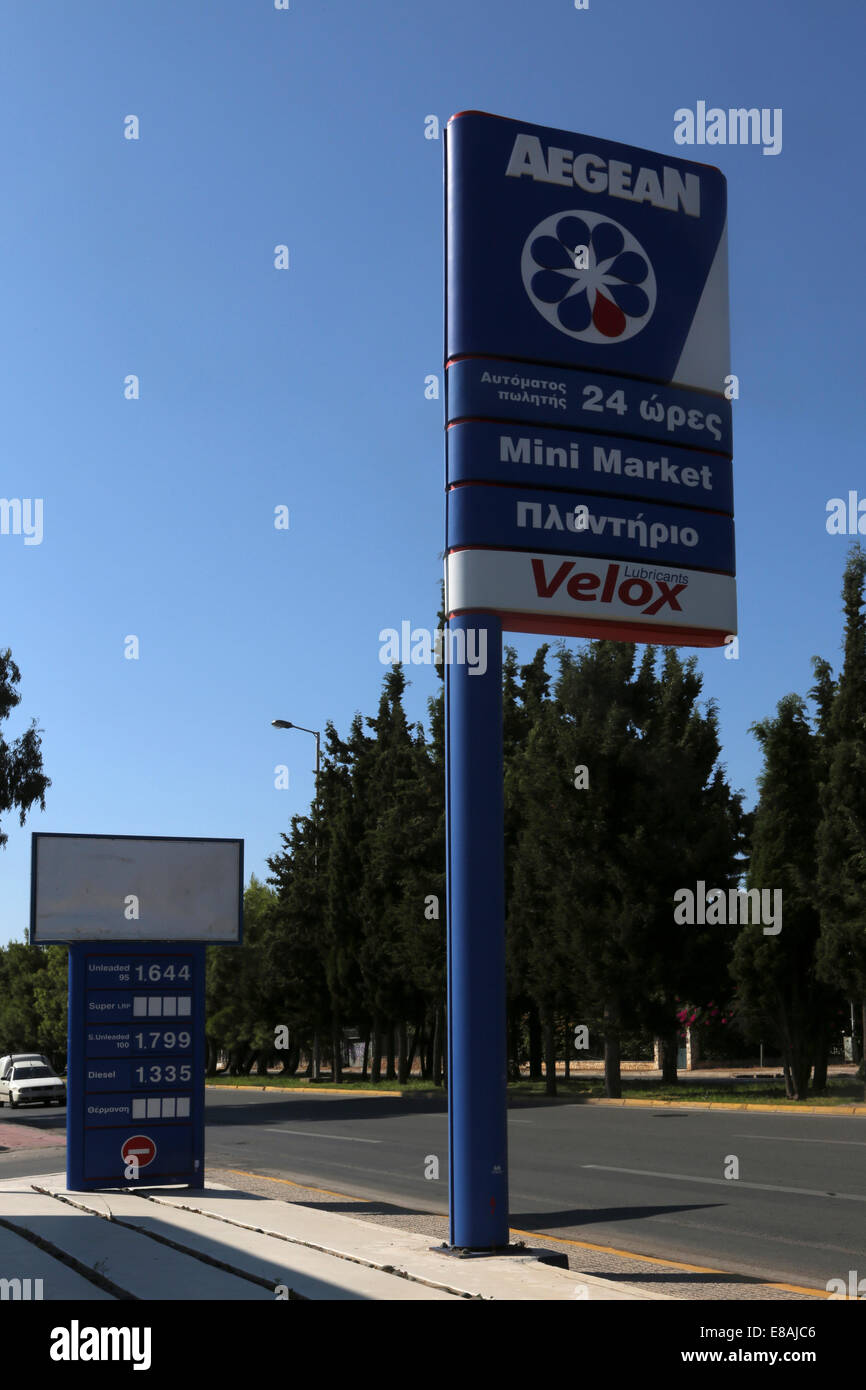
[445,615,509,1248]
[443,110,735,1249]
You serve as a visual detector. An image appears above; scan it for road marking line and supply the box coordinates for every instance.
[225,1168,362,1202]
[262,1127,381,1144]
[583,1163,866,1201]
[507,1227,830,1297]
[733,1133,866,1146]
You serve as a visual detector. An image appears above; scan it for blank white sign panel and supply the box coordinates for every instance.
[31,835,243,942]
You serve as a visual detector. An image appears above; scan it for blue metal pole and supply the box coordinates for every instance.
[445,612,509,1247]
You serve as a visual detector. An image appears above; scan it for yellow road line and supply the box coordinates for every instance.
[508,1226,829,1296]
[577,1097,866,1117]
[225,1166,364,1203]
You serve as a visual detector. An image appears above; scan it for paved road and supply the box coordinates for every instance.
[3,1090,864,1290]
[0,1101,67,1181]
[203,1090,866,1290]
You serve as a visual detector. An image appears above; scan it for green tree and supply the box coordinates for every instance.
[32,945,68,1069]
[629,646,746,1082]
[355,667,427,1081]
[0,649,50,849]
[504,645,551,1083]
[510,640,644,1098]
[265,818,330,1075]
[551,640,647,1099]
[814,544,866,1095]
[206,875,279,1074]
[731,696,838,1098]
[319,717,370,1082]
[508,639,744,1097]
[0,941,46,1053]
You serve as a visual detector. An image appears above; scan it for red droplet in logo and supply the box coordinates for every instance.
[592,290,626,338]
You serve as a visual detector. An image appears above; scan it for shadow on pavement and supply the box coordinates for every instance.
[510,1201,723,1231]
[204,1094,448,1127]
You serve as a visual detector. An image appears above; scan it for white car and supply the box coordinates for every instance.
[0,1061,66,1108]
[0,1053,51,1080]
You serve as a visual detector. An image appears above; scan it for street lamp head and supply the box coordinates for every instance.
[271,720,294,729]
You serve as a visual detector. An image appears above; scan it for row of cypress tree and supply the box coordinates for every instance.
[203,545,866,1100]
[2,550,864,1100]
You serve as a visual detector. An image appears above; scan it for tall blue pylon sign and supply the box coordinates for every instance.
[443,111,735,1248]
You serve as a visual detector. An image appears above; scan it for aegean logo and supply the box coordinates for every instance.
[506,132,701,216]
[521,210,656,343]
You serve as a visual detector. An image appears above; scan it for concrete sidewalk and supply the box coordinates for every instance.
[0,1173,669,1301]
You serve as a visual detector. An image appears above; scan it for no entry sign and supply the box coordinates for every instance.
[121,1135,156,1170]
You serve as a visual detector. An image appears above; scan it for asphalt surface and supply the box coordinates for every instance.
[204,1089,865,1292]
[2,1089,864,1294]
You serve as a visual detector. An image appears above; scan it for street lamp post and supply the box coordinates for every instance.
[272,719,322,1080]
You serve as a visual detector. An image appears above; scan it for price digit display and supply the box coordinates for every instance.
[133,1030,191,1051]
[133,1063,192,1084]
[132,960,191,983]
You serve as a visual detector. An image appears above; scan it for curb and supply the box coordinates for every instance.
[205,1083,866,1115]
[206,1083,407,1098]
[577,1097,866,1116]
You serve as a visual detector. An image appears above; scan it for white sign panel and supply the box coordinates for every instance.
[31,834,243,943]
[445,549,736,647]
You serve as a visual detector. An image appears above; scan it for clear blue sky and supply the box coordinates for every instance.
[1,0,863,945]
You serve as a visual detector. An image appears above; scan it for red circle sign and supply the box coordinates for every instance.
[121,1135,156,1168]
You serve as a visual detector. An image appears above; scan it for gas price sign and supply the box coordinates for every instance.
[66,944,206,1190]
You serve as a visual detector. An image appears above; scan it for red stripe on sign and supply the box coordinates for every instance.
[446,608,733,648]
